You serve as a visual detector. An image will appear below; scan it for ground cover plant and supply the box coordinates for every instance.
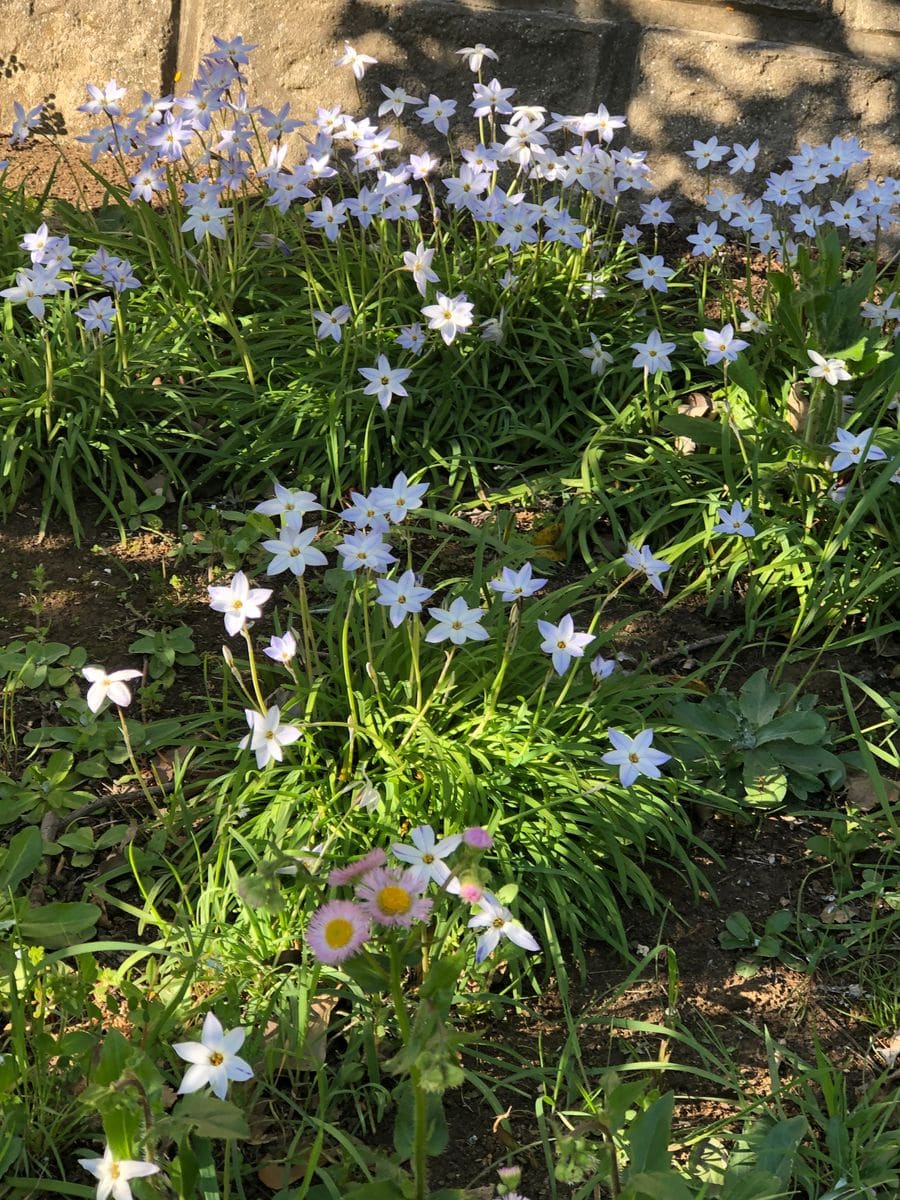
[1,31,899,1200]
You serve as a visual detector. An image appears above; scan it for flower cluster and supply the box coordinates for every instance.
[306,824,540,967]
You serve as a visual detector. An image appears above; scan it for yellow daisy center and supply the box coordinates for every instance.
[325,917,354,949]
[378,885,412,916]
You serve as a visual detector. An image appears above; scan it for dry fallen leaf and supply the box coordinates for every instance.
[873,1031,900,1069]
[257,1161,306,1191]
[786,383,809,433]
[674,391,714,454]
[820,903,853,924]
[846,773,900,813]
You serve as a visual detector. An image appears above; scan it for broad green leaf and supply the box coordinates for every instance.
[17,901,100,947]
[738,671,781,727]
[0,827,43,891]
[393,1083,448,1160]
[627,1091,674,1175]
[754,712,827,746]
[174,1093,250,1139]
[623,1170,692,1200]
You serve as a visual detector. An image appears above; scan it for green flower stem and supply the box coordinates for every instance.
[399,648,455,750]
[240,628,268,712]
[340,592,360,776]
[360,575,380,696]
[388,941,428,1200]
[41,328,54,440]
[116,706,166,827]
[296,577,318,685]
[476,601,522,732]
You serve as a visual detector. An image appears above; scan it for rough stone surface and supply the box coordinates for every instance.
[1,0,895,204]
[628,29,899,211]
[0,0,172,136]
[175,0,360,118]
[845,0,900,39]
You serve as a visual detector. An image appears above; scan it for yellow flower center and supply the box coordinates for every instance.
[110,1164,121,1180]
[492,917,505,929]
[628,752,640,764]
[378,885,412,916]
[325,917,354,948]
[209,1051,224,1066]
[556,639,567,649]
[422,853,434,864]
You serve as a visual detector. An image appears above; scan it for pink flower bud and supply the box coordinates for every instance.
[463,826,492,849]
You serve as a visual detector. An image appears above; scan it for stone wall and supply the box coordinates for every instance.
[1,0,897,200]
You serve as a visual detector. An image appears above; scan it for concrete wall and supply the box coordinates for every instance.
[1,0,897,199]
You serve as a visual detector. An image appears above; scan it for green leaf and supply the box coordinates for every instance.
[173,1093,250,1139]
[393,1083,448,1160]
[93,1029,132,1087]
[754,711,827,746]
[0,827,43,892]
[719,1169,790,1200]
[627,1091,674,1175]
[344,1184,414,1200]
[750,1115,807,1183]
[738,671,781,727]
[624,1170,692,1200]
[17,902,100,947]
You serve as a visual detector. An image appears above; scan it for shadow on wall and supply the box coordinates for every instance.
[329,0,897,205]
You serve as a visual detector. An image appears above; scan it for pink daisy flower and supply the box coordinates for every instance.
[306,900,370,964]
[356,867,433,927]
[328,847,387,887]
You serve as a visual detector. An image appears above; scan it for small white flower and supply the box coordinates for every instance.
[82,666,142,713]
[537,614,594,675]
[208,571,272,636]
[468,895,539,962]
[422,291,474,345]
[828,427,887,473]
[579,331,614,376]
[335,42,377,81]
[456,44,498,72]
[375,570,434,627]
[807,349,852,386]
[590,654,617,680]
[701,324,748,366]
[602,728,671,787]
[239,706,302,769]
[392,824,462,888]
[369,471,429,523]
[712,501,756,537]
[358,354,412,410]
[253,483,321,522]
[173,1011,254,1100]
[738,307,768,334]
[425,596,489,645]
[260,525,328,576]
[489,562,547,602]
[623,543,671,593]
[77,1145,159,1200]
